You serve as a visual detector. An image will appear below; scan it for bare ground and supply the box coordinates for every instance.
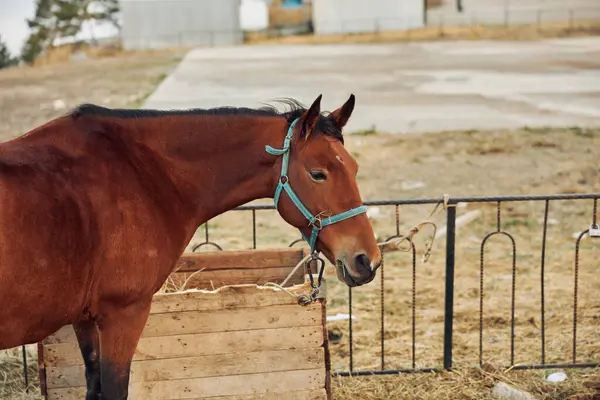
[0,52,599,399]
[0,50,183,141]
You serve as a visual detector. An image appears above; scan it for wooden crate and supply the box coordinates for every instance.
[38,248,331,400]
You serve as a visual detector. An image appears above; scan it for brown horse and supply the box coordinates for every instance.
[0,94,381,399]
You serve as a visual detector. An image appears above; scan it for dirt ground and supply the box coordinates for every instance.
[0,50,183,141]
[0,53,599,399]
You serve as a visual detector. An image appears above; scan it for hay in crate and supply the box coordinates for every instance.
[38,248,330,399]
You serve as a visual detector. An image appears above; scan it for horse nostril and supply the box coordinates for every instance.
[372,259,382,271]
[355,254,371,273]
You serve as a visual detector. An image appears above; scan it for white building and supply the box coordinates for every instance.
[120,0,244,50]
[312,0,424,35]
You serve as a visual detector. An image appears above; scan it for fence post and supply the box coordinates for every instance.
[443,206,457,370]
[22,345,29,392]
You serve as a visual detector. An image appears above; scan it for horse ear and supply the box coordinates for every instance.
[330,94,355,130]
[301,94,322,140]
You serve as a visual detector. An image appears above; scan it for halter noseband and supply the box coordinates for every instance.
[265,117,367,255]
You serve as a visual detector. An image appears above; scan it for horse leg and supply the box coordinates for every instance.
[97,300,151,400]
[73,320,101,400]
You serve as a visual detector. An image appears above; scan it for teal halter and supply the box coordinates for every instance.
[265,117,367,255]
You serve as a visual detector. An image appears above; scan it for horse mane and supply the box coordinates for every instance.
[70,98,343,142]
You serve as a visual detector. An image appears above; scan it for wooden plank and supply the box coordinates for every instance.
[46,303,321,344]
[47,387,86,400]
[143,303,320,337]
[47,369,326,400]
[199,389,328,400]
[169,266,305,290]
[44,325,324,366]
[49,389,327,400]
[175,249,307,273]
[46,348,325,389]
[150,283,313,314]
[43,283,316,346]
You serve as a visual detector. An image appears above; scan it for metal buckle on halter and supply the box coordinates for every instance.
[309,211,331,231]
[309,216,323,230]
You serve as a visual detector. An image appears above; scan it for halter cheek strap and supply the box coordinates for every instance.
[265,117,367,255]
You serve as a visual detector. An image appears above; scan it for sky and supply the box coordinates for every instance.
[0,0,118,57]
[0,0,35,56]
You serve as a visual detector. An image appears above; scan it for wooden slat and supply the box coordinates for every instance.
[175,249,307,273]
[42,284,315,345]
[46,303,321,344]
[49,389,327,400]
[44,325,324,366]
[46,348,325,389]
[150,283,312,314]
[47,369,325,400]
[198,389,328,400]
[169,266,304,290]
[132,368,327,399]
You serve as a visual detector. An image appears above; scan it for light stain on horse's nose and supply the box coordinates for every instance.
[336,155,343,163]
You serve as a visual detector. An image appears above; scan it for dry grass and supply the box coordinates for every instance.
[332,367,600,399]
[0,348,40,400]
[245,20,600,46]
[31,43,192,68]
[426,0,444,9]
[0,50,183,141]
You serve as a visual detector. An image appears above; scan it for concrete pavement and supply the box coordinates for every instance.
[144,37,600,134]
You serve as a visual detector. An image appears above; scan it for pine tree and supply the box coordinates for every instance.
[73,0,121,43]
[21,0,55,64]
[93,0,121,32]
[0,35,18,69]
[21,0,121,64]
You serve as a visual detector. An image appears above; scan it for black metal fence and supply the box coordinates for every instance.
[4,193,600,394]
[328,194,600,376]
[212,193,600,376]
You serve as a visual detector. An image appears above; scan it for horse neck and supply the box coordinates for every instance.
[141,114,284,225]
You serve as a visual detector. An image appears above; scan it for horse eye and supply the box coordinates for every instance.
[310,170,328,181]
